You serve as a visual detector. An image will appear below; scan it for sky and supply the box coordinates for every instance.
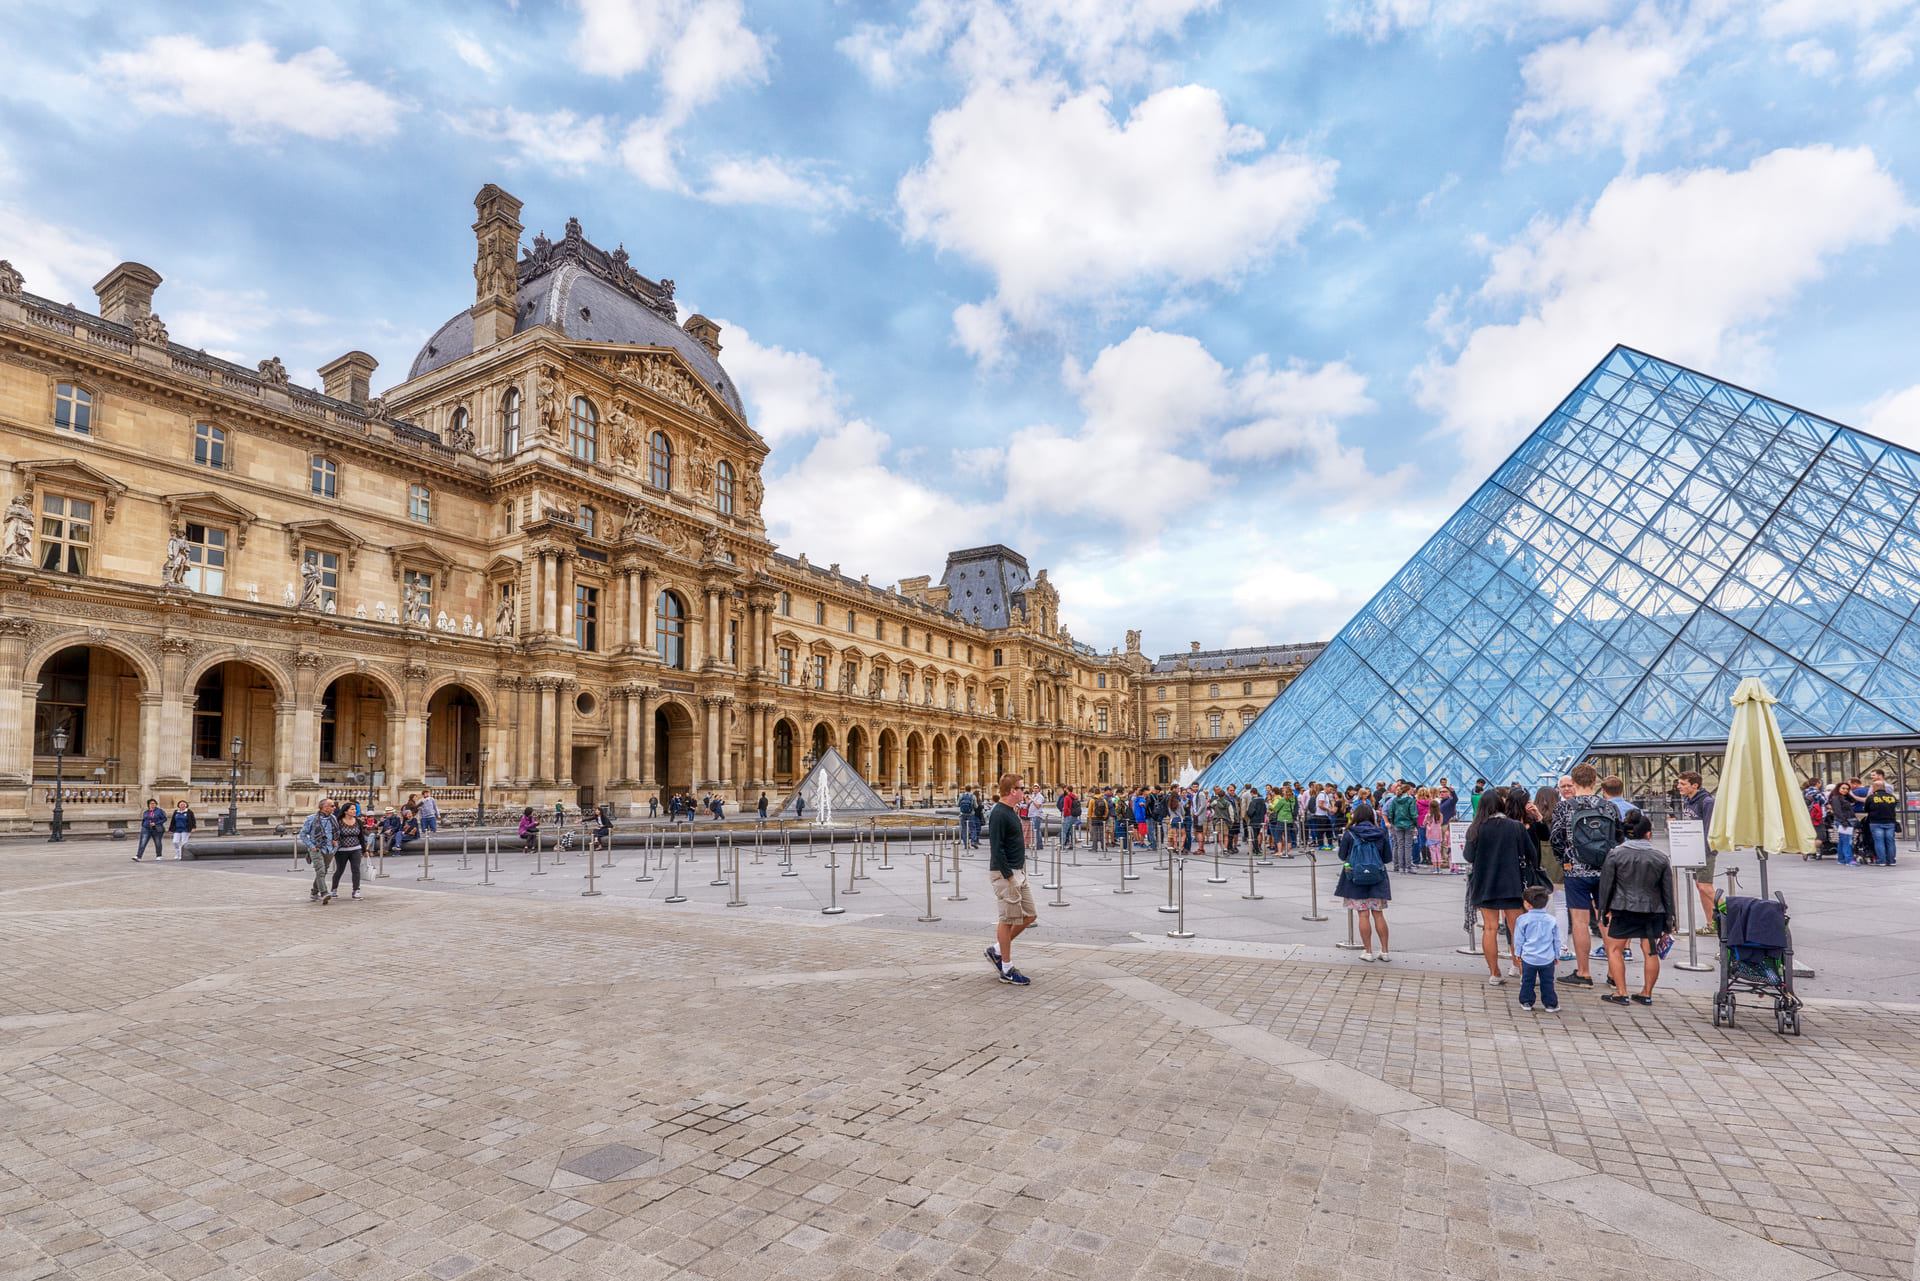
[4,0,1920,661]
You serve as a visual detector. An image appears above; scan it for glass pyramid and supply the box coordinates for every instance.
[1203,345,1920,787]
[771,747,893,818]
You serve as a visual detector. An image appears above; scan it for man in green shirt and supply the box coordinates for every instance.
[985,772,1037,985]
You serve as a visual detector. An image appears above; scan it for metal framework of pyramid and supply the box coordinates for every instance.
[771,747,892,818]
[1203,345,1920,788]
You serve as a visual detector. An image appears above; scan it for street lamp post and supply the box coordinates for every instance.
[47,724,69,843]
[222,734,242,836]
[366,741,379,817]
[478,746,490,826]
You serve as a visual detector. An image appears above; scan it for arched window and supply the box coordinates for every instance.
[450,406,469,442]
[500,387,521,454]
[648,431,672,490]
[656,591,687,670]
[715,460,734,515]
[54,383,92,433]
[569,396,598,462]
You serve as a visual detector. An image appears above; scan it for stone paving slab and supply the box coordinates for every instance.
[0,844,1905,1280]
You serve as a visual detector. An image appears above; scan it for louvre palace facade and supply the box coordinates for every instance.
[0,185,1314,833]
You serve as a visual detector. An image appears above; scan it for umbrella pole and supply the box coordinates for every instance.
[1757,846,1768,901]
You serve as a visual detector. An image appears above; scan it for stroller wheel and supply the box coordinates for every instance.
[1714,994,1734,1028]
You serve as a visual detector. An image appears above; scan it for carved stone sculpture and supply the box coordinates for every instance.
[324,598,336,614]
[0,260,21,296]
[402,583,415,623]
[495,592,515,634]
[620,502,653,541]
[536,367,563,439]
[447,416,475,452]
[700,524,723,561]
[605,400,637,462]
[283,582,296,607]
[355,603,367,619]
[133,313,169,345]
[867,669,882,698]
[162,527,192,588]
[248,583,259,602]
[2,495,33,563]
[743,459,764,510]
[258,357,290,387]
[437,610,451,631]
[690,440,715,494]
[375,600,388,623]
[461,614,473,636]
[298,559,323,610]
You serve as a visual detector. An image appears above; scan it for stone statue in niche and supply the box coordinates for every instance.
[2,494,34,563]
[605,400,639,462]
[162,527,192,588]
[355,603,367,619]
[298,559,323,610]
[495,592,515,634]
[621,502,653,541]
[536,366,563,440]
[447,413,475,452]
[402,583,415,623]
[699,524,723,561]
[324,599,336,614]
[742,459,764,510]
[0,260,21,296]
[867,668,882,698]
[689,440,716,494]
[437,610,451,631]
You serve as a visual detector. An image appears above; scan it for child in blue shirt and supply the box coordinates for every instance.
[1514,885,1563,1012]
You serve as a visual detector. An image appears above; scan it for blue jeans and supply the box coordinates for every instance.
[136,826,164,857]
[1149,818,1163,849]
[422,815,437,833]
[1837,829,1853,863]
[1872,822,1897,865]
[963,814,980,847]
[1061,816,1077,847]
[1519,962,1558,1009]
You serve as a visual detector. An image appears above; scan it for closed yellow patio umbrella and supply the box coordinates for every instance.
[1710,677,1818,898]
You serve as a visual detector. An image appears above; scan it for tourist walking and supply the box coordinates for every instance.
[1513,885,1562,1012]
[299,798,339,904]
[958,787,979,848]
[1595,809,1674,1006]
[1385,782,1418,873]
[758,793,768,820]
[1273,785,1297,854]
[331,801,368,899]
[417,788,440,833]
[1550,764,1620,986]
[984,773,1036,986]
[134,798,166,861]
[1464,787,1530,985]
[1334,802,1393,962]
[1058,785,1078,849]
[168,800,197,859]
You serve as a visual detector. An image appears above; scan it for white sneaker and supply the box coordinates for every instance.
[1359,951,1376,962]
[1486,976,1505,986]
[351,891,361,900]
[1377,951,1390,963]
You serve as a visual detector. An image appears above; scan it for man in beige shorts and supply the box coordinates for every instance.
[985,772,1037,985]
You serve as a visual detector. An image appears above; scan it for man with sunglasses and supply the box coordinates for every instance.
[984,772,1037,985]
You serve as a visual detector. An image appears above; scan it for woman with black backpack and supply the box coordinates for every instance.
[1335,802,1394,962]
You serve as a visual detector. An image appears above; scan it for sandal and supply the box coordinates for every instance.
[1631,994,1653,1005]
[1600,994,1630,1005]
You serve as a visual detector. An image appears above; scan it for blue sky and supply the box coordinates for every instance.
[5,0,1920,659]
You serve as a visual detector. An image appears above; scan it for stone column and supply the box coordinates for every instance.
[624,687,643,782]
[637,688,655,788]
[556,679,576,788]
[0,619,33,785]
[272,698,295,810]
[541,551,557,635]
[719,699,734,786]
[557,554,574,644]
[749,703,765,785]
[382,711,404,809]
[703,696,719,785]
[290,653,321,784]
[136,691,163,795]
[534,678,556,784]
[639,568,657,655]
[153,635,192,787]
[401,662,429,787]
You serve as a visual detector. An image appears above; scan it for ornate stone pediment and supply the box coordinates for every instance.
[389,540,455,589]
[14,459,127,521]
[161,491,257,547]
[581,348,723,423]
[284,518,365,569]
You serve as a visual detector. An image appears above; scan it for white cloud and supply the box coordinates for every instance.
[1785,38,1839,74]
[1333,0,1616,42]
[1508,9,1692,164]
[713,321,847,445]
[1760,0,1915,38]
[1858,30,1914,75]
[1863,383,1920,450]
[458,109,614,174]
[1415,145,1913,477]
[841,0,1219,89]
[1218,359,1376,475]
[98,37,403,142]
[898,79,1336,350]
[0,206,118,309]
[451,32,497,74]
[700,156,852,211]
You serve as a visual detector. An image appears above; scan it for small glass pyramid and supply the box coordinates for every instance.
[771,747,893,818]
[1203,345,1920,786]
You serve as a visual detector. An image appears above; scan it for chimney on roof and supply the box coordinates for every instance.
[683,313,722,357]
[317,351,379,407]
[471,184,524,351]
[93,262,162,327]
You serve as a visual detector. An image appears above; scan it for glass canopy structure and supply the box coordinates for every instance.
[1203,345,1920,789]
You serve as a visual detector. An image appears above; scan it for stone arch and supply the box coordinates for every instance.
[312,661,404,709]
[905,731,924,786]
[186,658,283,787]
[951,735,968,787]
[994,740,1010,781]
[25,631,160,694]
[421,671,497,720]
[876,728,897,785]
[183,648,291,702]
[425,682,487,785]
[29,642,149,791]
[845,724,869,780]
[772,717,798,780]
[810,720,834,759]
[653,696,697,797]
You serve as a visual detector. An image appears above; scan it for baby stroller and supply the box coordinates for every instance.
[1711,891,1801,1036]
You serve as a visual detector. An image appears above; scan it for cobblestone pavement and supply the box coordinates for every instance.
[0,844,1908,1280]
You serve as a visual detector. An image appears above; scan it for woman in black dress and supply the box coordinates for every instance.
[1464,786,1533,985]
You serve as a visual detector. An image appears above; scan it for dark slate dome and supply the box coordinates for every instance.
[408,218,745,420]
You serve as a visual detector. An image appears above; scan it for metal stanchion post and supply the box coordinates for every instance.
[663,844,686,902]
[375,831,389,879]
[711,836,728,886]
[1123,842,1139,882]
[1112,833,1134,892]
[290,834,302,872]
[1166,857,1195,939]
[1301,851,1327,921]
[934,832,950,884]
[823,836,845,914]
[532,830,546,876]
[1049,844,1069,908]
[880,827,892,871]
[635,828,654,883]
[1673,866,1712,971]
[602,827,615,869]
[843,833,861,895]
[855,828,869,881]
[780,822,797,876]
[1043,840,1062,891]
[1335,908,1365,950]
[919,849,941,922]
[480,834,493,887]
[583,844,601,896]
[418,833,433,882]
[1158,856,1179,914]
[1208,840,1227,885]
[727,842,746,907]
[460,828,470,871]
[1242,849,1262,900]
[946,836,967,902]
[1455,885,1480,954]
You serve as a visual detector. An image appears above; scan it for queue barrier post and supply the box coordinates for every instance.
[711,836,729,886]
[1301,851,1327,921]
[1242,849,1263,901]
[375,831,389,880]
[1049,843,1070,908]
[843,833,861,896]
[727,840,747,908]
[1157,857,1179,914]
[1335,907,1365,950]
[418,833,433,882]
[663,842,686,903]
[1166,857,1195,940]
[583,842,602,896]
[780,822,798,877]
[822,834,846,915]
[635,827,655,883]
[1673,866,1713,971]
[919,849,941,922]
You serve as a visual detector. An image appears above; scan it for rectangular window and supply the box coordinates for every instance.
[54,384,92,434]
[1209,712,1222,738]
[778,591,791,616]
[993,649,1003,666]
[38,494,91,575]
[304,549,339,612]
[574,584,599,650]
[1243,682,1253,695]
[310,456,336,497]
[815,601,825,625]
[194,423,226,468]
[846,610,856,633]
[1156,713,1169,739]
[1097,673,1106,688]
[504,501,515,533]
[1241,710,1255,731]
[812,655,826,690]
[1097,706,1109,733]
[925,633,932,653]
[728,618,738,665]
[1158,686,1166,700]
[778,647,793,685]
[183,522,226,595]
[579,505,596,538]
[402,567,433,620]
[408,485,431,523]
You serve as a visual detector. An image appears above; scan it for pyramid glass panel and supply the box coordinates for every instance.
[1201,346,1920,788]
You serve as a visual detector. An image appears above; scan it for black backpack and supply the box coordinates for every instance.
[1345,831,1388,887]
[1569,806,1620,871]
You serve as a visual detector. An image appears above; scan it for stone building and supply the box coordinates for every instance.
[1140,642,1326,784]
[0,184,1269,833]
